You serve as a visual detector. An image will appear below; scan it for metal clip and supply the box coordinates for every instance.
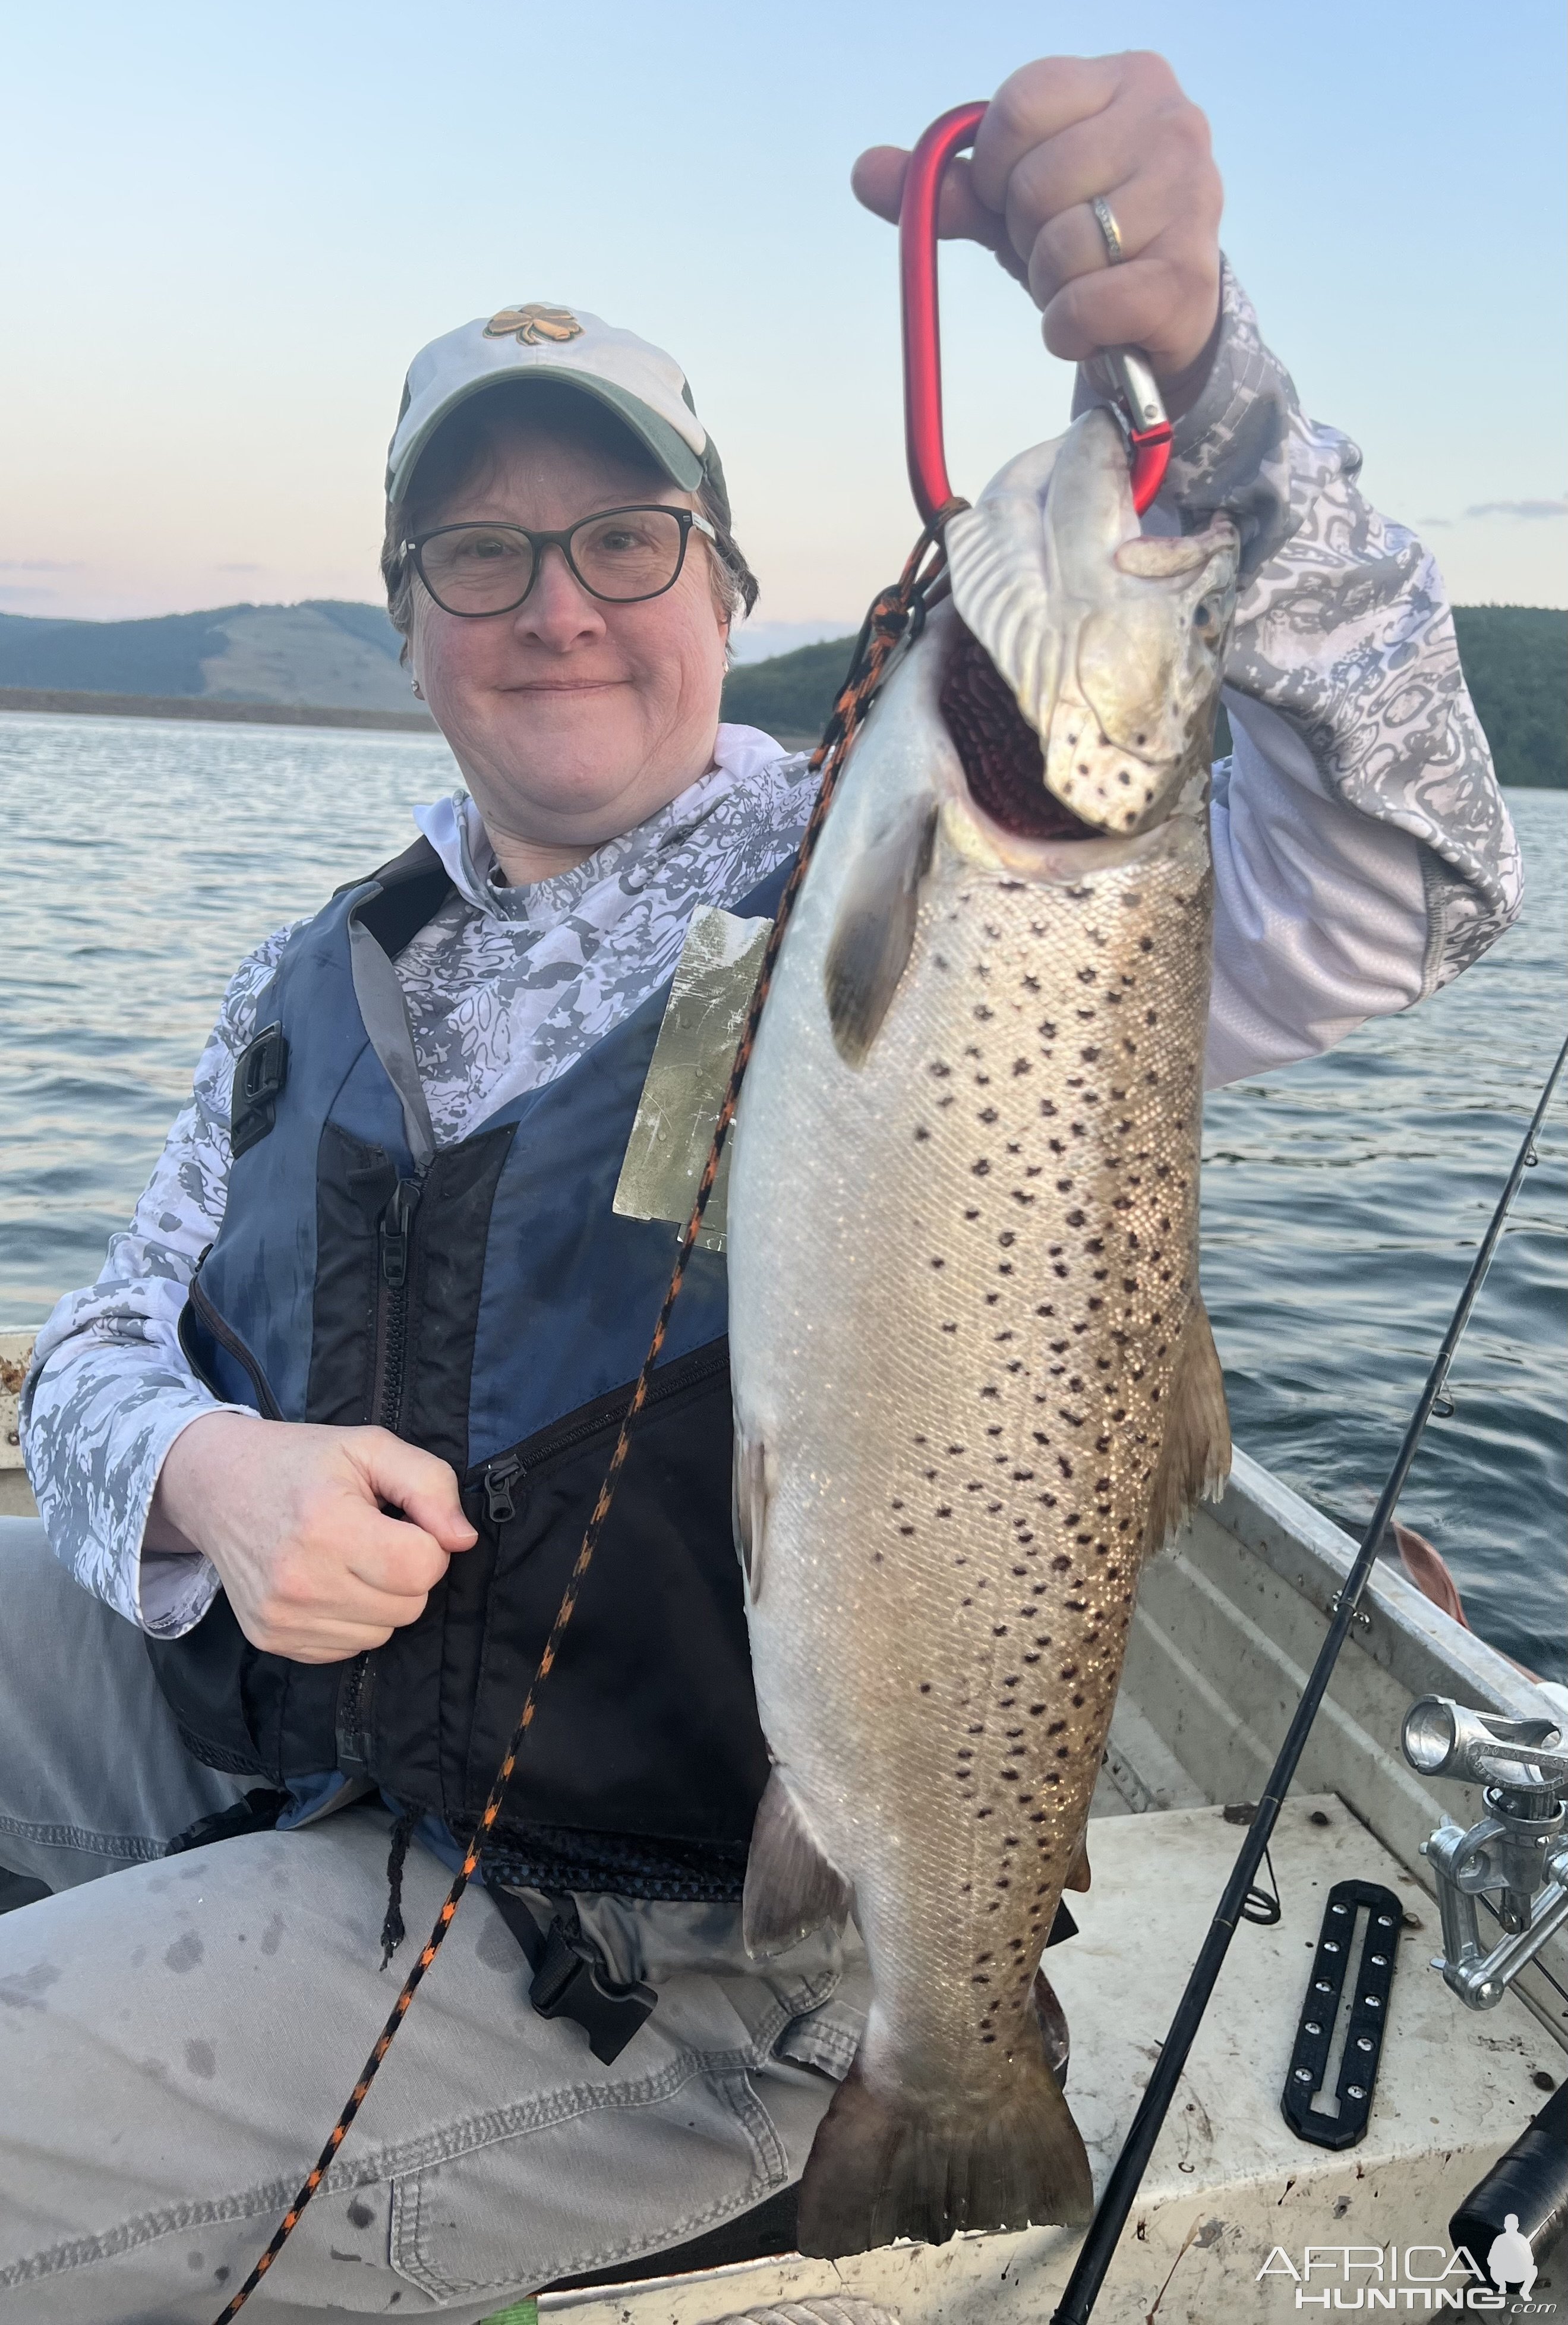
[1330,1588,1373,1632]
[1102,348,1175,513]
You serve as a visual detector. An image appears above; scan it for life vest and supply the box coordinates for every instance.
[148,836,785,1901]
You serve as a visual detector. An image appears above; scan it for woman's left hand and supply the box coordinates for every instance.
[853,52,1223,408]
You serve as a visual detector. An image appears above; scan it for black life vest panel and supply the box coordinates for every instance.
[147,836,786,1899]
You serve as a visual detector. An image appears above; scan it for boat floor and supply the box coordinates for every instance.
[540,1795,1560,2325]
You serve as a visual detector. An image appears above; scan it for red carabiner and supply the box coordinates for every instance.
[900,102,988,527]
[899,103,1173,524]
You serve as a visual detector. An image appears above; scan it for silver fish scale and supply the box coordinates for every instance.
[729,611,1216,2106]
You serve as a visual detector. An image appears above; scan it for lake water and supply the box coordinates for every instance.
[2,713,1563,1680]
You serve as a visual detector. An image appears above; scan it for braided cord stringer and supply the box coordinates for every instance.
[211,511,958,2323]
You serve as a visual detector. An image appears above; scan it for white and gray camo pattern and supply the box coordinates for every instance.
[24,271,1520,1637]
[1082,259,1518,989]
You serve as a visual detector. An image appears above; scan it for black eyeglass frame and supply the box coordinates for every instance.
[399,503,717,617]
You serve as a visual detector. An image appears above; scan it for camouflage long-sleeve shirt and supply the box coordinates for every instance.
[23,264,1519,1637]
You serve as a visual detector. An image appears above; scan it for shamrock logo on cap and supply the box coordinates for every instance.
[485,303,584,346]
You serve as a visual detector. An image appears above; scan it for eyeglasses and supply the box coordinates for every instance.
[399,504,716,618]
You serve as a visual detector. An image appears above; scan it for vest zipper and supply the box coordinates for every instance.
[336,1650,377,1779]
[484,1454,524,1525]
[465,1341,732,1507]
[376,1176,423,1436]
[184,1267,285,1421]
[342,1173,423,1784]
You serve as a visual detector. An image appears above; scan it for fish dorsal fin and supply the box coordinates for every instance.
[1142,1297,1232,1560]
[743,1769,852,1959]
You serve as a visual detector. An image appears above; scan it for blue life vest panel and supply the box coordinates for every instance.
[149,837,787,1899]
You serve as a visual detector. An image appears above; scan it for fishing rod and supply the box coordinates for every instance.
[1050,1031,1568,2325]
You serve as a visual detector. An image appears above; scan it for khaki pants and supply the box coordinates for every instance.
[0,1519,863,2323]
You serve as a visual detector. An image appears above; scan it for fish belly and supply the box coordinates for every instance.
[727,628,1225,2248]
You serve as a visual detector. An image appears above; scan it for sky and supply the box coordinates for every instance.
[3,0,1564,630]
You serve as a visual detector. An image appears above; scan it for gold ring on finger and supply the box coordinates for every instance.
[1090,194,1125,266]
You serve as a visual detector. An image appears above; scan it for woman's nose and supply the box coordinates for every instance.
[510,544,607,648]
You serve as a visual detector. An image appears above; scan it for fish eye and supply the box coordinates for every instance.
[1192,601,1213,627]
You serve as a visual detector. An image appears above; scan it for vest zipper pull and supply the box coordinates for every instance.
[484,1455,523,1526]
[379,1179,418,1289]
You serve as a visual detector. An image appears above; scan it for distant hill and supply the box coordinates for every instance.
[721,634,855,739]
[0,600,411,713]
[1450,608,1565,789]
[723,606,1566,787]
[2,598,1560,783]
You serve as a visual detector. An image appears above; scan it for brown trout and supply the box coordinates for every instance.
[725,407,1240,2257]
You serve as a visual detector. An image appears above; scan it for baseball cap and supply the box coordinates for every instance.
[386,301,731,527]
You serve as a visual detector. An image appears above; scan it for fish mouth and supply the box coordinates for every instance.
[939,622,1097,844]
[931,606,1208,883]
[942,408,1240,840]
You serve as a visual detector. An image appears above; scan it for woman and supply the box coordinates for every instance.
[1,51,1517,2323]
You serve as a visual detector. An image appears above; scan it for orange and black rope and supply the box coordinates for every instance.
[211,511,957,2321]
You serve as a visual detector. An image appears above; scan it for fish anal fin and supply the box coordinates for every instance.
[823,799,938,1068]
[742,1770,851,1960]
[1143,1297,1232,1561]
[1064,1833,1091,1893]
[796,2044,1093,2257]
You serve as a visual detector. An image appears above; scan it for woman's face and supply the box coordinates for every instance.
[408,409,729,872]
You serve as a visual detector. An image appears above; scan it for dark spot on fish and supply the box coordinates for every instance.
[184,2038,216,2080]
[347,2198,376,2229]
[165,1932,204,1975]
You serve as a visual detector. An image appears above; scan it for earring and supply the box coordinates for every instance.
[411,678,425,700]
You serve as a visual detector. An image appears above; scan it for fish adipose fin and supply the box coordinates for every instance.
[743,1770,852,1958]
[1143,1297,1232,1560]
[823,798,938,1067]
[796,2047,1094,2257]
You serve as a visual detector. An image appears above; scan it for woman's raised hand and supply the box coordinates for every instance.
[853,52,1223,404]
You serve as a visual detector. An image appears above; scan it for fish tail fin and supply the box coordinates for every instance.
[1144,1295,1232,1560]
[795,2048,1093,2258]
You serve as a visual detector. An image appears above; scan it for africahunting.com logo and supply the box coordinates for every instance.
[1257,2239,1557,2311]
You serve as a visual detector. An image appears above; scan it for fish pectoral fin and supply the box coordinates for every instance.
[822,797,938,1068]
[1142,1296,1232,1561]
[742,1770,851,1959]
[732,1425,769,1602]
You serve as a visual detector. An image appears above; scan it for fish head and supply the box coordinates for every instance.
[945,407,1239,837]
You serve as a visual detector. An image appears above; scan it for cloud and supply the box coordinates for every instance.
[1462,497,1568,521]
[0,584,58,603]
[0,557,83,572]
[1419,515,1453,529]
[216,561,266,573]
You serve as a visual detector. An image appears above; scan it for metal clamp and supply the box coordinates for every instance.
[1402,1694,1568,2009]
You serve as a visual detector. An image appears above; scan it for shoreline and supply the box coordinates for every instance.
[0,686,438,734]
